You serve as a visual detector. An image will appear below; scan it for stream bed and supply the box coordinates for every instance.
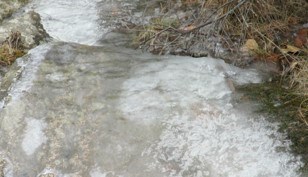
[0,0,304,177]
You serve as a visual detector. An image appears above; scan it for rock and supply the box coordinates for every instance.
[0,11,49,49]
[0,1,24,23]
[0,159,5,177]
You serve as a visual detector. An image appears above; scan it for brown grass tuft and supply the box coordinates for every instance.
[0,31,26,66]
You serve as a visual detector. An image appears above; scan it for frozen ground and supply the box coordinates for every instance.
[0,0,304,176]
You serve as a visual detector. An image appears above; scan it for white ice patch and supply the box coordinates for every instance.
[90,168,106,177]
[37,168,60,177]
[26,0,106,45]
[230,68,262,85]
[119,56,302,176]
[0,44,50,133]
[90,167,115,177]
[120,57,236,124]
[144,111,302,177]
[37,168,75,177]
[7,44,51,102]
[22,118,47,156]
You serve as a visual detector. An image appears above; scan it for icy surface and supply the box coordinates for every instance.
[90,168,112,177]
[0,44,50,134]
[0,44,303,176]
[0,0,304,176]
[26,0,105,45]
[119,56,302,177]
[22,118,47,156]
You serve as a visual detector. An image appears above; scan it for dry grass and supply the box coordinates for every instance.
[290,59,308,126]
[134,0,308,130]
[0,31,26,66]
[205,0,308,129]
[136,0,307,55]
[200,0,307,50]
[291,60,308,96]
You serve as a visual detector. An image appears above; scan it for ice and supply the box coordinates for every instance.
[0,0,304,175]
[26,0,106,45]
[22,118,47,156]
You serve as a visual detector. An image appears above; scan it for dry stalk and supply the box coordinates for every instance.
[5,31,22,54]
[298,99,308,126]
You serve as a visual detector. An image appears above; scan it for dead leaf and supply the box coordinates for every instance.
[240,39,259,54]
[294,28,308,48]
[266,53,280,62]
[281,45,301,54]
[180,24,196,32]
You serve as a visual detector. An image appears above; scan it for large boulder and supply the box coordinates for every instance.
[0,11,49,49]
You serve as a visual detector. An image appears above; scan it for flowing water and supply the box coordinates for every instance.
[0,0,304,177]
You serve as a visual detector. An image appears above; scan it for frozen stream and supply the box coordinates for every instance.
[0,0,304,177]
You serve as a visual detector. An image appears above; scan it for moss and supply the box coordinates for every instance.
[237,78,308,170]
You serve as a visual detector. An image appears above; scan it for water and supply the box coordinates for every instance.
[0,0,304,177]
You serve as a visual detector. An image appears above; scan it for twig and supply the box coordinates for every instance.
[299,99,308,127]
[181,0,248,34]
[141,0,247,46]
[140,26,176,45]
